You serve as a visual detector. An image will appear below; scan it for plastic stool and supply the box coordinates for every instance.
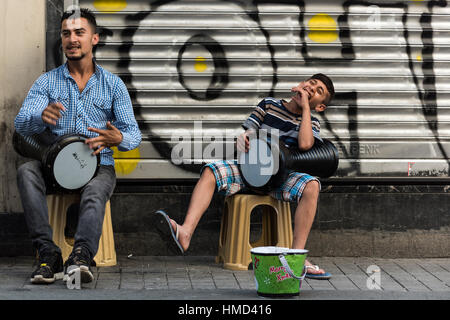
[46,194,117,267]
[215,194,293,271]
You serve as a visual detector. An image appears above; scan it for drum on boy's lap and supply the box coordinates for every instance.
[238,132,339,192]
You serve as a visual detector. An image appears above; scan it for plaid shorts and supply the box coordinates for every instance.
[201,160,320,203]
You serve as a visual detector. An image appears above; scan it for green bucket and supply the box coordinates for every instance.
[251,246,308,297]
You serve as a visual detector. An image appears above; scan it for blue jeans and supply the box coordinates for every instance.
[17,160,116,260]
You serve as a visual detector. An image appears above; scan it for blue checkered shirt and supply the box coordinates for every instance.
[14,61,142,166]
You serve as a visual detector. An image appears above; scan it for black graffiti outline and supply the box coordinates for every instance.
[176,34,229,101]
[299,2,356,62]
[295,1,360,176]
[344,0,449,177]
[92,0,448,177]
[320,91,359,177]
[109,0,283,173]
[419,0,449,175]
[99,0,364,176]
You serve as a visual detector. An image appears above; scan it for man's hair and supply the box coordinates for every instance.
[309,73,335,105]
[61,8,97,33]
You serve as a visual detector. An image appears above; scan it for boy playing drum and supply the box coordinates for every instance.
[153,74,335,279]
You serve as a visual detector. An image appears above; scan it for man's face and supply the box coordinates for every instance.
[291,78,330,112]
[61,17,99,61]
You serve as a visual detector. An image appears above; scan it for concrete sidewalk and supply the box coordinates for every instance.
[0,255,449,300]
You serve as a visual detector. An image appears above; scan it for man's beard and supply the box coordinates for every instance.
[65,52,86,61]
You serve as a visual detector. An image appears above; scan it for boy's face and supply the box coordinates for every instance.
[61,17,99,61]
[291,78,330,112]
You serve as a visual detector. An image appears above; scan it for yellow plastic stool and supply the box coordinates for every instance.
[215,194,293,271]
[46,194,117,267]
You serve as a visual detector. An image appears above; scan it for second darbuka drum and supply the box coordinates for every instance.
[238,132,339,192]
[13,130,100,192]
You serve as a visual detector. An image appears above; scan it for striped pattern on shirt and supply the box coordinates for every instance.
[242,97,322,147]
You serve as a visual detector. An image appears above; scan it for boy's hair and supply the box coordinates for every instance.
[308,73,335,105]
[61,8,97,33]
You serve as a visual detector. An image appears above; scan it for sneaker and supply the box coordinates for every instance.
[63,246,94,283]
[30,248,64,284]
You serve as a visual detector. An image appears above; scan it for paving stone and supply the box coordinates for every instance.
[331,258,371,290]
[304,278,336,290]
[1,256,449,297]
[121,271,144,290]
[96,272,120,289]
[396,259,449,292]
[373,258,430,292]
[329,274,360,290]
[233,271,256,290]
[143,272,168,289]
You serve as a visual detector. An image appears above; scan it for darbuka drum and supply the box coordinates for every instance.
[237,134,284,191]
[13,130,100,192]
[238,132,339,192]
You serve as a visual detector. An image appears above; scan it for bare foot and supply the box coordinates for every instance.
[169,219,191,252]
[304,260,326,274]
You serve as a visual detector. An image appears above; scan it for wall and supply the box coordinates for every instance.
[1,0,449,257]
[0,0,46,213]
[77,0,448,257]
[76,0,450,182]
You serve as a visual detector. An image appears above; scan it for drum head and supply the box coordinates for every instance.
[52,141,98,190]
[238,138,278,188]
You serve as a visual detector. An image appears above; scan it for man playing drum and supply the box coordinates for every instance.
[153,74,335,279]
[14,8,141,284]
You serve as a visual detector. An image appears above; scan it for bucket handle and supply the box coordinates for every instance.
[278,254,307,281]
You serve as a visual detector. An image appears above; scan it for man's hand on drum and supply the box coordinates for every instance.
[41,102,66,126]
[86,121,123,155]
[237,131,250,153]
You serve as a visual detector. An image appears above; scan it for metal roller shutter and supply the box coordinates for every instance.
[78,0,450,180]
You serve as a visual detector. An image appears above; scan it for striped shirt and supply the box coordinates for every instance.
[242,97,322,147]
[15,61,142,166]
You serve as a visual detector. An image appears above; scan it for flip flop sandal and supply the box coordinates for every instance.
[153,210,184,255]
[305,265,332,280]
